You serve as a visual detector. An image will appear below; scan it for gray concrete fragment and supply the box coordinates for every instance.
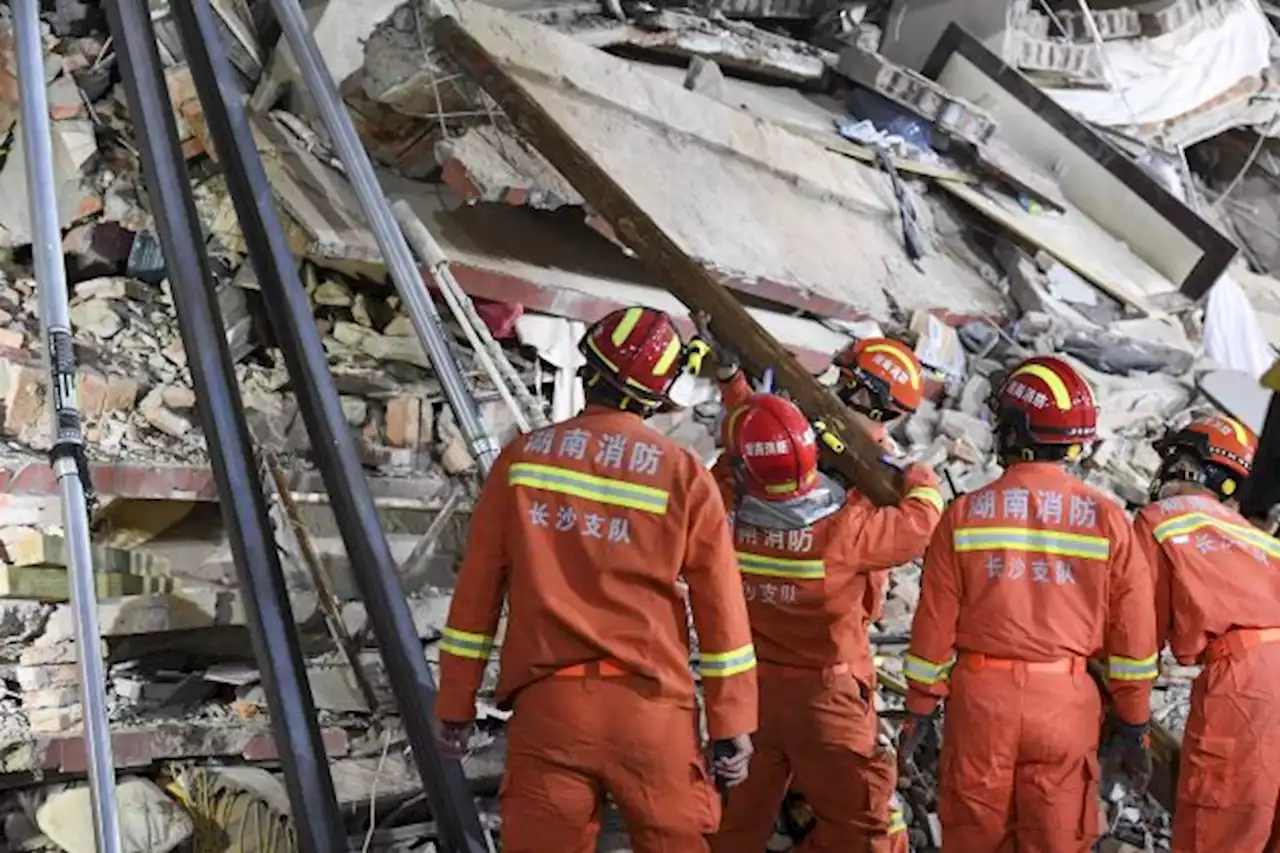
[683,57,726,100]
[937,409,994,454]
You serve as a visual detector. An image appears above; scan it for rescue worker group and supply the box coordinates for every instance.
[433,305,1279,853]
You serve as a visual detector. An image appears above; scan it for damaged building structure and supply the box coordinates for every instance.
[0,0,1276,849]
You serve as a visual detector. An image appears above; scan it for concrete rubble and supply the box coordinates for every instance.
[0,0,1272,850]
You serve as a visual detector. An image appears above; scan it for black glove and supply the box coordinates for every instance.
[896,712,938,775]
[1102,716,1152,794]
[692,311,740,381]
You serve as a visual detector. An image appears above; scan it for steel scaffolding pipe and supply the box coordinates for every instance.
[167,3,493,850]
[264,0,500,478]
[14,2,124,849]
[105,3,347,849]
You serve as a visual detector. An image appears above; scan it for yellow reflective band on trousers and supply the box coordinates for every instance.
[441,627,494,661]
[889,808,907,834]
[1153,512,1280,560]
[1108,653,1158,682]
[904,653,955,686]
[954,526,1111,560]
[906,486,945,513]
[736,551,825,579]
[509,462,670,515]
[700,644,757,678]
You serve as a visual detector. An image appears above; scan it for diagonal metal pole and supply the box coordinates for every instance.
[264,0,500,478]
[104,3,346,849]
[14,3,124,850]
[167,2,493,850]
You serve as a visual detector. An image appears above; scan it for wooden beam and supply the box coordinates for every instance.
[430,14,904,505]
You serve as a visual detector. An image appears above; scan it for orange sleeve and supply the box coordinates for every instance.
[1104,518,1158,726]
[437,454,511,723]
[1132,513,1172,655]
[837,463,944,572]
[682,466,759,739]
[904,509,961,716]
[719,370,753,413]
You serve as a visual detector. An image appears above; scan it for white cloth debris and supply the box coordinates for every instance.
[1043,2,1274,128]
[517,314,586,422]
[1204,273,1276,379]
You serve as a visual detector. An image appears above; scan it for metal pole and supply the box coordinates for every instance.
[265,0,500,477]
[392,200,549,433]
[104,4,347,849]
[167,4,493,851]
[14,4,124,850]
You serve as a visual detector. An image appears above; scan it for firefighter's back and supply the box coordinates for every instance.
[495,408,712,707]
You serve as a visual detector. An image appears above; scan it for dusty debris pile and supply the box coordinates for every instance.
[0,0,1276,849]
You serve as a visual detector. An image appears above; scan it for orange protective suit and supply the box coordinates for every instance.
[1134,494,1280,853]
[438,406,758,853]
[711,373,944,853]
[717,372,901,629]
[906,462,1157,853]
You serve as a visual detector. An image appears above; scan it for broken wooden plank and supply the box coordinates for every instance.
[429,4,908,504]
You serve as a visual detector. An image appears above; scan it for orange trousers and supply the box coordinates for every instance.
[1173,641,1280,852]
[709,665,895,853]
[501,675,720,853]
[938,658,1101,853]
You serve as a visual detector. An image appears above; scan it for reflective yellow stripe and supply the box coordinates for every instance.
[904,653,954,686]
[1109,653,1158,682]
[440,627,494,661]
[653,337,682,375]
[586,337,619,371]
[1009,363,1071,410]
[865,342,921,389]
[509,462,669,515]
[1153,512,1280,559]
[736,552,825,579]
[888,808,907,834]
[611,306,644,346]
[700,644,757,678]
[1222,416,1250,446]
[954,526,1110,560]
[907,486,944,513]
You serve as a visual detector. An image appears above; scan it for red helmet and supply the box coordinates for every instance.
[996,356,1097,445]
[579,307,688,409]
[726,394,820,501]
[1159,413,1257,480]
[833,337,924,420]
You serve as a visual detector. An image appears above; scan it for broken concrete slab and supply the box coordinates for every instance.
[436,124,585,212]
[607,8,831,85]
[0,120,100,248]
[424,1,1005,321]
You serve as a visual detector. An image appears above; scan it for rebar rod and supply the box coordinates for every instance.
[266,0,500,477]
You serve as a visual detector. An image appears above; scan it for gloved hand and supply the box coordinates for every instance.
[896,712,938,775]
[1102,716,1152,794]
[712,734,754,789]
[692,311,741,381]
[433,717,474,760]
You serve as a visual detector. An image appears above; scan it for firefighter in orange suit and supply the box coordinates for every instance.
[1133,413,1280,853]
[705,391,944,852]
[435,306,759,853]
[899,355,1158,853]
[715,335,929,627]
